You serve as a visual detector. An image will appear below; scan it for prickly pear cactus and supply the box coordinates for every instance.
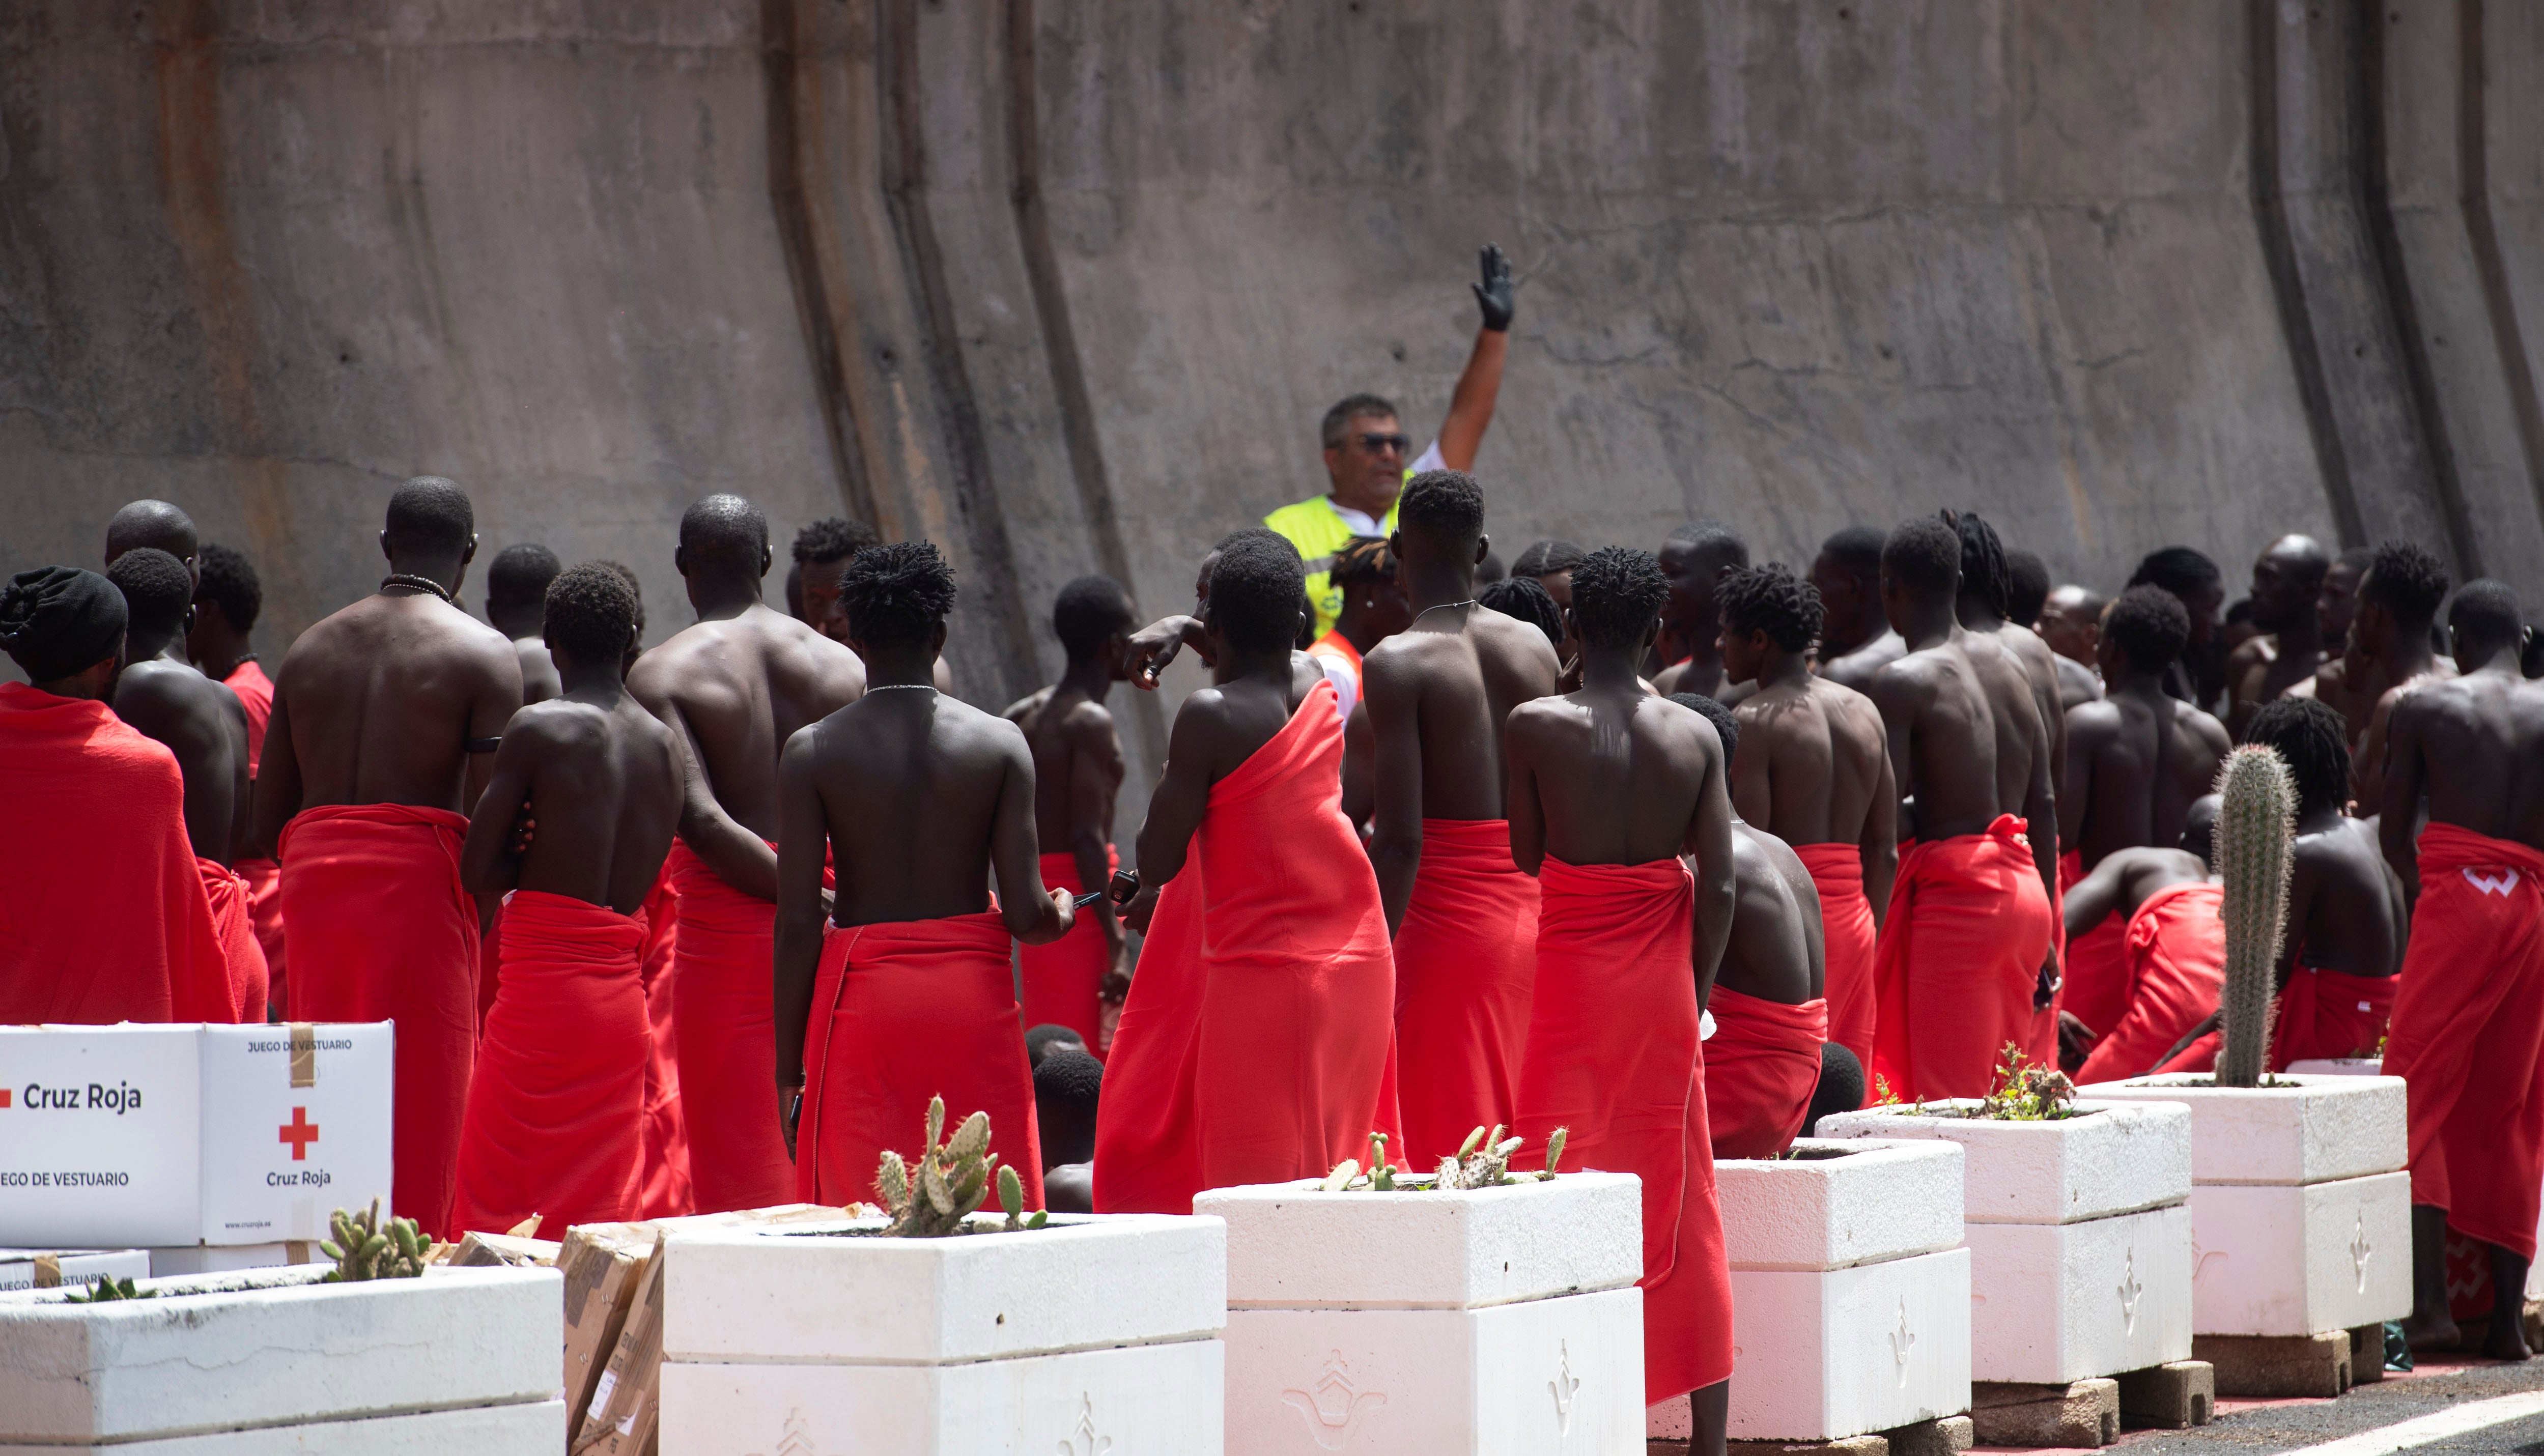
[1435,1124,1526,1189]
[877,1095,1036,1236]
[321,1198,431,1281]
[1322,1124,1570,1191]
[2214,746,2296,1088]
[63,1275,150,1303]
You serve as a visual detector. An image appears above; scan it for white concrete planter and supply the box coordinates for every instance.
[1194,1172,1645,1455]
[2078,1073,2411,1336]
[655,1213,1226,1455]
[1715,1140,1972,1441]
[1817,1101,2194,1384]
[0,1264,562,1452]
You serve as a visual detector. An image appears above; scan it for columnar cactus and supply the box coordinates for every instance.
[2214,745,2297,1088]
[878,1095,1042,1236]
[321,1198,432,1281]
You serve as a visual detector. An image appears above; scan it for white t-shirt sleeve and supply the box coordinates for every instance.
[1318,656,1360,725]
[1407,439,1446,477]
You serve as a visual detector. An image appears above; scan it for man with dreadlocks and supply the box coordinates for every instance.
[1306,535,1408,724]
[2352,541,2457,807]
[1716,562,1895,1073]
[2378,578,2544,1358]
[628,495,866,1213]
[251,477,525,1237]
[776,541,1073,1211]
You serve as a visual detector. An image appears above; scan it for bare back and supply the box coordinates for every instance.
[1364,602,1563,821]
[2064,689,2231,869]
[2383,671,2544,850]
[1866,633,2036,841]
[628,604,865,842]
[1007,687,1126,854]
[463,695,684,914]
[1819,629,1904,694]
[2287,816,2400,978]
[114,658,252,865]
[1715,823,1824,1005]
[1730,676,1888,848]
[805,692,1037,927]
[267,593,521,814]
[1507,688,1726,866]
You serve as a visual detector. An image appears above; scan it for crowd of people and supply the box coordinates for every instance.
[6,248,2544,1444]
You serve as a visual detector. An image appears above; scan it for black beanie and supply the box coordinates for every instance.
[0,567,128,683]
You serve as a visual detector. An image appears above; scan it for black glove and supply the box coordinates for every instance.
[1472,242,1516,333]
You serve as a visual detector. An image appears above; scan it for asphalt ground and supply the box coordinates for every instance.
[1989,1353,2544,1456]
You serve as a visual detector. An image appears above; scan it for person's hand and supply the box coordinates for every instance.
[1049,887,1077,936]
[2056,1011,2098,1072]
[2033,954,2060,1010]
[1100,942,1135,1004]
[1123,616,1200,690]
[1473,242,1516,332]
[779,1082,804,1161]
[1122,882,1162,934]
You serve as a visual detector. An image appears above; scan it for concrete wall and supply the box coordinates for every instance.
[5,1,2539,812]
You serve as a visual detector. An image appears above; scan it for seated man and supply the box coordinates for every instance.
[1677,694,1829,1160]
[0,567,231,1022]
[1035,1048,1103,1214]
[1506,547,1737,1441]
[450,565,684,1236]
[2057,798,2223,1083]
[774,543,1072,1208]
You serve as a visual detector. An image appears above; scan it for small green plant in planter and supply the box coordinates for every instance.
[321,1198,433,1281]
[874,1095,1047,1236]
[1319,1125,1570,1191]
[1969,1043,2081,1121]
[62,1275,152,1303]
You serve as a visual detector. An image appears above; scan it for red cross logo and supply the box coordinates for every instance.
[279,1106,319,1161]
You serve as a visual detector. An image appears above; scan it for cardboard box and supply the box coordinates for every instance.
[148,1239,327,1277]
[561,1224,656,1428]
[575,1234,666,1456]
[0,1247,150,1292]
[454,1231,561,1268]
[0,1022,393,1249]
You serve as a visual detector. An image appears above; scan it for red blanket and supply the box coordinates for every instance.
[797,910,1042,1210]
[1191,680,1397,1190]
[664,840,803,1214]
[1392,818,1540,1166]
[448,891,648,1237]
[279,803,480,1237]
[0,684,233,1025]
[1705,985,1828,1159]
[1871,816,2056,1102]
[475,900,504,1033]
[1092,868,1207,1213]
[195,857,264,1025]
[1020,847,1118,1055]
[2380,824,2544,1259]
[237,858,283,1019]
[2024,843,2077,1067]
[2271,966,2396,1067]
[636,865,693,1217]
[222,660,273,775]
[1795,843,1877,1073]
[1518,855,1733,1403]
[2074,882,2223,1084]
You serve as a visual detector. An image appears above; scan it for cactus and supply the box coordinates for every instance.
[1432,1123,1527,1190]
[320,1198,432,1281]
[1367,1131,1398,1191]
[2214,746,2296,1088]
[63,1275,151,1303]
[997,1163,1047,1232]
[875,1095,1035,1236]
[1319,1125,1568,1191]
[1541,1126,1568,1181]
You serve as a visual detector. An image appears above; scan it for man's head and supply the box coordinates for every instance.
[1320,392,1408,516]
[1033,1048,1104,1169]
[2446,578,2525,670]
[1330,536,1410,641]
[1567,545,1669,658]
[2128,547,2224,646]
[1658,523,1748,646]
[542,562,641,678]
[1804,1042,1867,1133]
[2244,697,2351,818]
[188,543,262,665]
[1512,538,1586,608]
[2181,793,2221,864]
[380,476,478,585]
[485,543,561,639]
[675,494,773,594]
[1478,575,1564,654]
[2005,551,2051,630]
[1024,1023,1089,1068]
[0,566,127,696]
[2099,585,2191,683]
[2039,584,2106,667]
[2247,534,2332,635]
[1203,534,1308,655]
[1945,510,2015,623]
[1879,517,1961,627]
[1716,562,1823,684]
[1054,574,1135,672]
[1812,526,1889,649]
[595,559,647,670]
[105,500,199,583]
[1672,692,1741,763]
[839,540,957,661]
[2317,547,2374,642]
[105,547,194,659]
[1392,469,1489,575]
[794,517,882,640]
[2352,539,2450,658]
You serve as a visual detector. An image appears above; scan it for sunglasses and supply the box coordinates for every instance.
[1351,432,1411,456]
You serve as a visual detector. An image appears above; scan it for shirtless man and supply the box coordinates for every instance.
[483,543,563,705]
[1002,575,1135,1051]
[2222,535,2331,739]
[1652,523,1750,699]
[1861,517,2058,1101]
[1677,693,1829,1160]
[2350,541,2456,808]
[1811,526,1905,692]
[774,541,1071,1205]
[2128,547,2228,709]
[2377,580,2544,1357]
[104,549,262,1022]
[1717,562,1895,1072]
[627,494,866,1213]
[104,499,200,585]
[1362,470,1562,1162]
[250,476,523,1236]
[2062,587,2231,868]
[451,564,683,1233]
[2288,548,2374,724]
[1506,546,1736,1441]
[2055,811,2218,1081]
[2039,583,2108,708]
[1952,512,2069,810]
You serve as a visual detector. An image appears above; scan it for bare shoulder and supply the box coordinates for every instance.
[2227,635,2275,675]
[1003,686,1055,725]
[1059,696,1118,743]
[1471,603,1561,667]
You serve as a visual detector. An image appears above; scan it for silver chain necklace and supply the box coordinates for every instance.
[1411,598,1478,626]
[866,683,936,693]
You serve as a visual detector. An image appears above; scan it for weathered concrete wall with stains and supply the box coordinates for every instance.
[4,2,2540,823]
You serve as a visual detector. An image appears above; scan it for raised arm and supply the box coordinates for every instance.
[1363,649,1426,935]
[2378,693,2428,898]
[1683,731,1739,1001]
[994,725,1072,947]
[1123,615,1209,691]
[770,725,830,1154]
[1435,244,1514,471]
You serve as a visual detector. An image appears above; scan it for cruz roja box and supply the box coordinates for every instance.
[0,1022,392,1249]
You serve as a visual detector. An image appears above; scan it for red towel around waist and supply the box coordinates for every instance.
[1392,818,1540,1167]
[2271,965,2395,1068]
[797,910,1042,1212]
[1517,854,1733,1404]
[237,857,284,1019]
[1871,816,2055,1102]
[1092,867,1207,1213]
[279,802,480,1237]
[664,840,800,1214]
[2074,881,2223,1084]
[1704,985,1827,1159]
[1020,846,1119,1057]
[194,857,264,1025]
[1795,843,1876,1075]
[636,864,692,1217]
[448,891,648,1237]
[2381,823,2544,1258]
